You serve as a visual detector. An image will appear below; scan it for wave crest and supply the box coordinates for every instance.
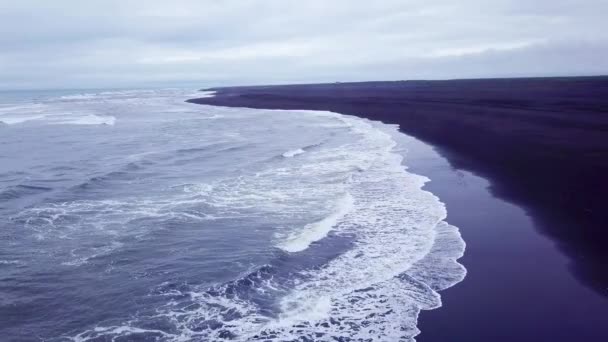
[67,111,466,342]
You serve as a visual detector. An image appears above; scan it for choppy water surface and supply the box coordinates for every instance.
[0,89,465,341]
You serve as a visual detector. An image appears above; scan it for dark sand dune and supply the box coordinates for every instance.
[189,76,608,296]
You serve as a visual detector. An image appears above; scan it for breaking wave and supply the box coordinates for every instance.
[0,102,116,126]
[66,110,466,342]
[282,148,306,158]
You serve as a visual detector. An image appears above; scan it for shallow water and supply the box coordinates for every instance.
[0,89,465,341]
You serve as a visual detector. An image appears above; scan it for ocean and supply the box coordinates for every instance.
[0,89,466,341]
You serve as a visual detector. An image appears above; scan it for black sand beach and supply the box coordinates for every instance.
[189,77,608,340]
[189,77,608,293]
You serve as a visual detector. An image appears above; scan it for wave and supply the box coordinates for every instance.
[58,89,162,101]
[0,92,122,126]
[60,241,124,266]
[66,110,466,341]
[200,114,223,120]
[58,93,99,101]
[0,103,47,124]
[13,194,219,265]
[280,141,327,159]
[0,260,22,265]
[0,115,46,125]
[278,193,354,252]
[0,184,53,201]
[0,103,116,126]
[0,114,115,126]
[282,148,306,158]
[48,114,116,126]
[73,170,140,191]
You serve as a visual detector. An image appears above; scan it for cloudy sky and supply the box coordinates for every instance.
[1,0,607,89]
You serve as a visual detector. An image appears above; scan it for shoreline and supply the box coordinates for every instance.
[399,134,608,341]
[188,77,608,296]
[188,77,608,340]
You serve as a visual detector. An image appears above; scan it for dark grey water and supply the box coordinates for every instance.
[0,89,465,341]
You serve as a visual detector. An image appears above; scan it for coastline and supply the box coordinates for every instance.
[398,135,608,341]
[188,77,608,340]
[188,77,608,295]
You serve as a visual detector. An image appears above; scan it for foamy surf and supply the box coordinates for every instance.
[46,114,117,126]
[1,90,465,341]
[0,103,47,124]
[278,193,354,252]
[0,102,116,126]
[65,108,466,342]
[282,148,306,158]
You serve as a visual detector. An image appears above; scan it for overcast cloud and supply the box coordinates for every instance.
[1,0,607,89]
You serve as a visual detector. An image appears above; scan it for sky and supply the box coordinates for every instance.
[1,0,607,89]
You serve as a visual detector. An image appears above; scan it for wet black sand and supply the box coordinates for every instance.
[401,135,608,341]
[188,77,608,298]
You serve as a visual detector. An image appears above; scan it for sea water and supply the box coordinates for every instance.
[0,89,466,341]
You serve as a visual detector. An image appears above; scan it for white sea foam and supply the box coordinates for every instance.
[59,93,98,100]
[0,101,116,126]
[260,114,465,341]
[200,114,223,120]
[15,196,218,266]
[48,114,116,126]
[2,89,202,127]
[0,260,22,265]
[0,114,46,125]
[61,241,124,266]
[282,148,306,158]
[0,103,47,124]
[278,193,354,252]
[2,91,464,340]
[68,109,466,342]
